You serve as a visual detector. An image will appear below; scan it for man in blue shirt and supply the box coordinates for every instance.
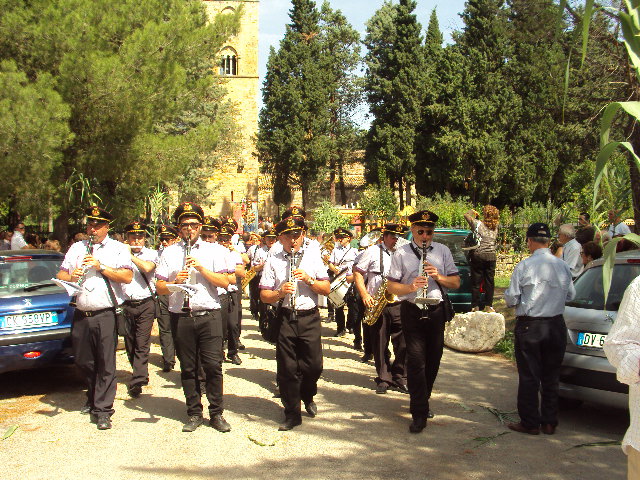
[504,223,576,435]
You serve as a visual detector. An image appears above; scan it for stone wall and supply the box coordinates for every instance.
[496,252,528,278]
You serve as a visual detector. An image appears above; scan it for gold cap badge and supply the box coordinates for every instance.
[287,219,295,227]
[92,207,100,216]
[422,212,430,221]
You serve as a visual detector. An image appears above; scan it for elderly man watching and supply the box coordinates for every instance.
[555,224,582,279]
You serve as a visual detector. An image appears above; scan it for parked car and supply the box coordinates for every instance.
[405,228,480,313]
[559,250,640,409]
[0,250,74,374]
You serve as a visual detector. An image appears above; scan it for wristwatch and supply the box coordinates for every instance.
[307,277,316,286]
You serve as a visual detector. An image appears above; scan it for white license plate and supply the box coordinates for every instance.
[577,332,607,348]
[1,311,58,329]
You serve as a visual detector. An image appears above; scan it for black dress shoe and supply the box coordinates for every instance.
[541,423,556,435]
[409,416,427,433]
[427,410,434,419]
[334,330,346,337]
[80,403,91,415]
[360,353,373,363]
[128,385,142,398]
[304,401,317,417]
[162,362,174,372]
[375,383,388,394]
[507,422,540,435]
[238,343,245,351]
[182,415,204,432]
[391,384,409,394]
[97,416,112,430]
[228,354,242,365]
[353,343,363,351]
[278,417,302,431]
[210,414,231,433]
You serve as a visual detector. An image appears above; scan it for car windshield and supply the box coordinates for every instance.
[0,257,62,297]
[433,234,469,266]
[567,263,640,311]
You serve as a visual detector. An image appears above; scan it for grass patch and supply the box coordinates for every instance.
[494,276,511,288]
[493,330,515,361]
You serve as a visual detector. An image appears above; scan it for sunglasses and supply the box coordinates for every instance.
[416,229,434,236]
[201,233,216,240]
[179,222,201,230]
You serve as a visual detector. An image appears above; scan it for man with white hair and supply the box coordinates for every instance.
[556,224,582,279]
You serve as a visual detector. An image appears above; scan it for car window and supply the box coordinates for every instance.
[433,234,469,266]
[0,257,62,297]
[567,263,640,311]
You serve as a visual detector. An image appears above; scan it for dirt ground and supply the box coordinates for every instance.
[0,299,630,480]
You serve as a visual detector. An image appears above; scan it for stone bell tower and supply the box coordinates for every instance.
[202,0,259,215]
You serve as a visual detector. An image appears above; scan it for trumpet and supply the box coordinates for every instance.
[181,237,193,312]
[70,235,94,307]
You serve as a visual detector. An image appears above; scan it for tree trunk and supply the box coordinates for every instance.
[338,157,347,205]
[405,180,412,207]
[398,177,405,210]
[52,209,70,251]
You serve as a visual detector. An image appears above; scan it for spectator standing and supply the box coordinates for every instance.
[603,275,640,480]
[10,223,27,250]
[464,205,500,312]
[0,231,11,250]
[578,212,591,228]
[580,241,602,266]
[556,224,583,279]
[608,209,632,237]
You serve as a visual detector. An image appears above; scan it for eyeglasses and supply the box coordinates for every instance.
[416,229,434,236]
[179,222,201,230]
[201,234,216,240]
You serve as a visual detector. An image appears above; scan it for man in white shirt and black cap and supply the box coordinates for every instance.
[387,210,460,433]
[122,221,158,398]
[57,206,133,430]
[156,224,179,372]
[155,202,232,433]
[260,217,330,431]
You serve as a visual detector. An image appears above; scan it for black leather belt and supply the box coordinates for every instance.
[175,309,215,318]
[77,307,114,317]
[387,301,401,307]
[125,297,153,307]
[517,314,563,321]
[281,307,318,317]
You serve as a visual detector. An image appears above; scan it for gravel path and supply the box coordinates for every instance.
[0,299,629,480]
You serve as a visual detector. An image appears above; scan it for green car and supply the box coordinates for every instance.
[405,228,479,313]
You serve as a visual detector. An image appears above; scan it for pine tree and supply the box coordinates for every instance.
[364,0,425,208]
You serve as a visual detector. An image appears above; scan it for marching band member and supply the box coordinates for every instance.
[260,217,330,431]
[155,202,231,433]
[327,228,357,337]
[122,221,158,398]
[386,211,460,433]
[252,229,277,327]
[56,206,133,430]
[353,224,408,394]
[156,224,179,372]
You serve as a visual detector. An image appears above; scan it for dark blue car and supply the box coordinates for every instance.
[0,250,74,374]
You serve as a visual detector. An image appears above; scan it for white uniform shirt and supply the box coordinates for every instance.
[504,248,575,317]
[603,275,640,455]
[252,245,270,266]
[122,247,158,300]
[562,238,583,279]
[609,221,632,237]
[10,231,27,250]
[329,244,358,275]
[60,237,133,311]
[260,247,329,310]
[226,248,243,293]
[269,237,320,257]
[155,239,227,313]
[353,244,394,296]
[387,241,459,303]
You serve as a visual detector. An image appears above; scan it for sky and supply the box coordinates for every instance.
[257,0,468,124]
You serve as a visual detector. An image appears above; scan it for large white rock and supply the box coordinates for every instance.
[444,311,506,353]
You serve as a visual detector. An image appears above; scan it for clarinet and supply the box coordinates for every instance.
[181,237,192,312]
[70,235,94,307]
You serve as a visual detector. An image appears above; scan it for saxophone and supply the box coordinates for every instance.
[363,278,396,326]
[241,267,257,290]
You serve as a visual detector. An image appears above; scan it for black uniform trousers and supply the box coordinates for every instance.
[470,255,496,308]
[350,293,365,348]
[276,307,323,421]
[249,274,261,318]
[227,290,241,356]
[514,315,567,429]
[372,302,406,387]
[401,301,446,419]
[156,294,175,368]
[71,309,118,418]
[123,296,155,389]
[170,310,224,417]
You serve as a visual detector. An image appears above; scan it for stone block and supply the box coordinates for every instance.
[444,311,506,353]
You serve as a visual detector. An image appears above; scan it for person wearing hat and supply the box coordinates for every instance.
[56,206,134,430]
[121,221,158,398]
[246,232,265,319]
[260,217,330,431]
[156,224,180,372]
[386,210,460,433]
[217,223,246,365]
[250,229,277,326]
[504,223,575,436]
[327,227,357,337]
[353,224,409,395]
[269,205,321,257]
[155,202,232,433]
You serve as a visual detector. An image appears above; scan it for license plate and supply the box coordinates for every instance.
[577,332,607,348]
[0,311,58,330]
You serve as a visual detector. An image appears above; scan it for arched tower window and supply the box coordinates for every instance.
[219,46,238,76]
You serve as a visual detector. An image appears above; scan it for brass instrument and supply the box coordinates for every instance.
[70,235,94,307]
[181,237,193,312]
[363,278,396,326]
[320,239,334,266]
[241,267,257,290]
